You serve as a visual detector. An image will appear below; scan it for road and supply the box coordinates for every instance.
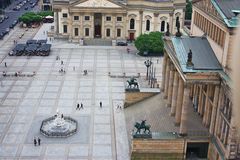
[0,0,40,34]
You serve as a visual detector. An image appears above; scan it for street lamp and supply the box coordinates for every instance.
[144,59,152,80]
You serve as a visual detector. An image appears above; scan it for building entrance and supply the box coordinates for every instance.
[186,142,209,159]
[94,13,102,38]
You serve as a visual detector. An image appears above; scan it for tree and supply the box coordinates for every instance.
[185,0,192,20]
[135,31,164,56]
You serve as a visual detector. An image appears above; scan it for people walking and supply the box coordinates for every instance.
[37,137,41,146]
[80,103,83,109]
[99,101,102,108]
[73,66,75,71]
[34,137,37,146]
[76,103,80,110]
[4,62,7,67]
[61,61,63,65]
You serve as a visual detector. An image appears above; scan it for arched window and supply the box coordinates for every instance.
[176,16,179,27]
[146,20,150,31]
[130,18,135,29]
[161,21,165,32]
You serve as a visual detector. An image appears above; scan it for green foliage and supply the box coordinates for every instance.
[18,11,54,25]
[37,11,54,17]
[135,31,164,56]
[185,0,192,20]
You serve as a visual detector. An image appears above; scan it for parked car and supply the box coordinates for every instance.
[4,15,9,19]
[0,18,4,23]
[24,7,28,10]
[117,41,128,46]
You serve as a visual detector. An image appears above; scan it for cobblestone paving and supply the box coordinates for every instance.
[0,24,163,159]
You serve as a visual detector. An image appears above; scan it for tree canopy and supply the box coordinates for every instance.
[135,31,164,56]
[185,0,192,20]
[19,11,54,25]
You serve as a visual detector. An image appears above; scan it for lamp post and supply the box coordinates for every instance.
[144,59,152,80]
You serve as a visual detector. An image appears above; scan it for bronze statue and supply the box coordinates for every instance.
[175,19,182,37]
[134,120,151,134]
[187,49,194,67]
[165,22,170,36]
[127,77,139,88]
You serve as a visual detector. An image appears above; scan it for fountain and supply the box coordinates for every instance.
[40,110,78,138]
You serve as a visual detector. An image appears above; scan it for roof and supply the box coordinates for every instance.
[171,36,222,73]
[211,0,240,27]
[215,0,240,19]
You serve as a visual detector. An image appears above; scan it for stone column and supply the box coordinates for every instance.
[198,85,203,115]
[214,88,223,136]
[92,13,94,38]
[175,78,184,125]
[139,10,143,35]
[112,14,116,38]
[167,67,174,107]
[54,10,59,34]
[79,13,84,38]
[169,12,173,34]
[161,54,167,92]
[203,85,209,125]
[153,13,159,31]
[209,85,220,135]
[164,59,170,99]
[102,14,105,38]
[179,84,191,135]
[170,71,179,116]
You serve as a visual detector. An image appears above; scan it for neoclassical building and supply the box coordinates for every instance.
[52,0,185,41]
[161,0,240,159]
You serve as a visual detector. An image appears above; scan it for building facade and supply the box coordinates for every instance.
[40,0,53,11]
[161,0,240,159]
[52,0,185,41]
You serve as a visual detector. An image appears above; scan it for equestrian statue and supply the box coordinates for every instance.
[134,120,151,134]
[127,77,139,89]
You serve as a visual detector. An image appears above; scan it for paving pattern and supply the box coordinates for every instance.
[0,24,163,159]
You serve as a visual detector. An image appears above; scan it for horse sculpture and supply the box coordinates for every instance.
[127,77,139,89]
[134,120,151,134]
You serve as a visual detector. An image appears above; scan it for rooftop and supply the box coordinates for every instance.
[171,36,222,73]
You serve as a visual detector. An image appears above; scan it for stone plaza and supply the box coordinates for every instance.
[0,24,163,159]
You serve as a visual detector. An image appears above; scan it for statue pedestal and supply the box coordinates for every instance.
[125,88,140,92]
[133,133,152,138]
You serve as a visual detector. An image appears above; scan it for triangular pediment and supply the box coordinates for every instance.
[74,0,122,8]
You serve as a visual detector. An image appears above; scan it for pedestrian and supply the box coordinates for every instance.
[61,61,63,65]
[61,114,64,118]
[37,137,41,146]
[99,101,102,108]
[34,138,37,146]
[76,103,80,110]
[4,62,7,67]
[80,103,83,109]
[73,66,75,71]
[127,48,130,54]
[157,59,159,64]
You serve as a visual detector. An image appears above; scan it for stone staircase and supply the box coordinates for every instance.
[84,38,112,46]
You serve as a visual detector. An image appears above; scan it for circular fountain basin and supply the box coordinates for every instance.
[40,116,78,138]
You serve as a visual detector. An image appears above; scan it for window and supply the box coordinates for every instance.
[161,21,165,32]
[63,25,67,33]
[106,16,111,21]
[74,16,79,20]
[85,16,90,21]
[146,20,150,31]
[117,17,122,21]
[130,18,135,29]
[117,29,121,37]
[62,13,68,18]
[85,28,89,36]
[74,28,79,36]
[176,16,179,27]
[106,29,111,37]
